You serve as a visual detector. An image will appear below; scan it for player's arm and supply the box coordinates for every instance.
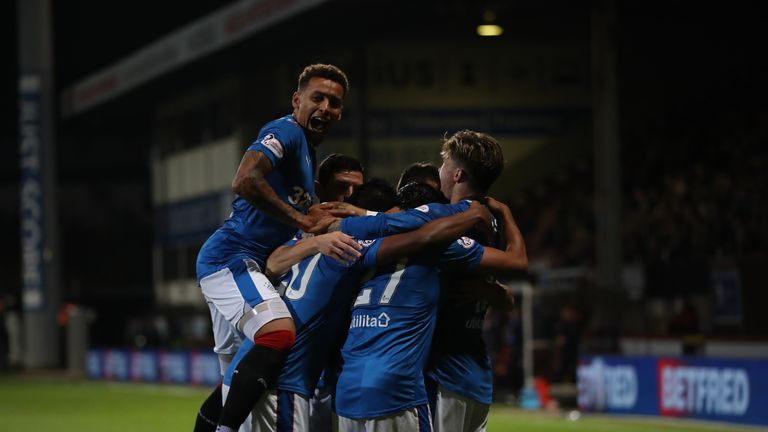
[266,232,362,279]
[331,200,473,238]
[374,202,491,263]
[475,198,528,275]
[232,150,325,232]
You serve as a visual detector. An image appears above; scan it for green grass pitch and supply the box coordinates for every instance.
[0,375,759,431]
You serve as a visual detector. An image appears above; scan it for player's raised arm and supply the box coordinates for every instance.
[232,150,324,233]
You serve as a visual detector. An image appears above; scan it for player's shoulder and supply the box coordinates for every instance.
[252,116,304,158]
[261,115,303,137]
[258,115,303,139]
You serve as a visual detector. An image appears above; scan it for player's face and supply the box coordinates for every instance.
[439,156,460,199]
[292,77,345,144]
[318,170,364,202]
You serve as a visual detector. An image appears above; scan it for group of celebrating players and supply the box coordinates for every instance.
[192,63,528,432]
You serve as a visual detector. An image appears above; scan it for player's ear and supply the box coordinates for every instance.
[292,91,300,110]
[455,167,466,183]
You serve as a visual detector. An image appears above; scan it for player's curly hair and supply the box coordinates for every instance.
[317,153,364,188]
[396,162,440,191]
[440,129,504,193]
[348,178,396,212]
[298,64,349,94]
[396,181,448,209]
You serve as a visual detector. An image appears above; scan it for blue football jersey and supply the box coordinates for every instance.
[426,293,494,404]
[340,200,471,240]
[197,115,316,279]
[222,236,381,393]
[274,238,382,398]
[427,208,502,405]
[334,238,485,419]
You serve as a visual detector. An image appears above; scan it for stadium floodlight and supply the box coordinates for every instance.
[477,24,503,37]
[477,9,503,37]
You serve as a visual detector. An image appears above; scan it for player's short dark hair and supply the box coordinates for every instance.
[440,129,504,193]
[396,162,440,191]
[396,181,448,210]
[347,178,396,212]
[298,64,349,95]
[317,153,363,188]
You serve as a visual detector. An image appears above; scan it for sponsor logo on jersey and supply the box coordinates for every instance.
[457,236,475,248]
[465,316,484,329]
[349,312,390,328]
[261,133,284,159]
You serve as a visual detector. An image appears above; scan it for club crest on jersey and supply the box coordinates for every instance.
[415,204,430,213]
[457,236,475,248]
[261,133,284,159]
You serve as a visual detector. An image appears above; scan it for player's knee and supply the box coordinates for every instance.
[254,329,295,352]
[238,298,293,340]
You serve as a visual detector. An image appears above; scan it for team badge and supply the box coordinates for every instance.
[261,133,284,159]
[457,236,475,248]
[415,205,430,213]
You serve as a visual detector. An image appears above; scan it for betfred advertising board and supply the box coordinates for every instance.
[578,355,768,426]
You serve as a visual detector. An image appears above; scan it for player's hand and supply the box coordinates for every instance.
[306,204,333,221]
[305,215,339,235]
[484,196,512,219]
[313,231,362,265]
[314,201,366,217]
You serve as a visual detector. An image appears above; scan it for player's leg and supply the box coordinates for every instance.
[308,373,334,432]
[339,406,432,432]
[231,388,310,432]
[195,383,222,432]
[195,300,242,432]
[433,385,489,432]
[432,385,467,432]
[275,390,310,432]
[464,398,489,432]
[201,259,296,432]
[336,416,365,432]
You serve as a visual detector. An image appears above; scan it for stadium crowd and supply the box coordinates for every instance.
[483,121,767,399]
